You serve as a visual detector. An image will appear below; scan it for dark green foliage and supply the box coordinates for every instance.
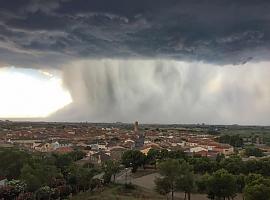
[167,150,187,160]
[35,186,55,200]
[146,148,159,166]
[122,150,146,172]
[202,169,237,200]
[146,149,186,166]
[156,159,194,200]
[215,153,225,162]
[244,184,270,200]
[155,177,171,196]
[245,173,264,185]
[3,146,270,199]
[235,174,246,193]
[102,160,121,183]
[244,174,270,200]
[69,150,87,161]
[245,158,270,176]
[0,148,30,180]
[218,134,243,147]
[20,162,59,192]
[196,173,210,193]
[156,159,182,200]
[188,157,217,174]
[0,148,99,198]
[158,149,169,159]
[259,159,270,176]
[102,172,112,185]
[52,153,73,171]
[89,178,101,191]
[0,180,27,200]
[175,162,194,200]
[245,147,264,157]
[66,165,96,192]
[219,155,244,174]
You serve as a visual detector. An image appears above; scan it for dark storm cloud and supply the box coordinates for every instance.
[0,0,270,67]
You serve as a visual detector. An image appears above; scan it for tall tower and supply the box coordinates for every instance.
[134,121,139,133]
[134,121,145,149]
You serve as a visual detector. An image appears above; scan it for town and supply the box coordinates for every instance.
[1,121,270,164]
[0,121,235,162]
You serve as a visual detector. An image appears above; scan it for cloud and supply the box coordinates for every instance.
[49,59,270,125]
[0,0,270,67]
[1,1,270,124]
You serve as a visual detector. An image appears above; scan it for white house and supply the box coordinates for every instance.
[189,146,208,153]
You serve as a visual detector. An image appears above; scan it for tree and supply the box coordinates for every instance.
[89,178,101,191]
[146,148,160,168]
[218,135,243,147]
[220,155,244,174]
[7,180,26,197]
[156,159,181,200]
[76,167,95,191]
[102,172,112,185]
[21,173,42,192]
[235,174,246,193]
[102,160,121,183]
[122,150,146,173]
[35,186,54,200]
[69,150,86,161]
[196,173,210,193]
[158,149,169,160]
[240,158,270,176]
[204,169,237,200]
[0,180,26,200]
[215,153,225,163]
[156,159,194,200]
[53,154,73,171]
[244,176,270,200]
[244,160,259,174]
[259,158,270,176]
[155,177,171,197]
[168,150,187,160]
[176,162,194,200]
[189,157,216,174]
[0,148,29,180]
[57,185,72,199]
[20,162,58,191]
[245,147,264,157]
[66,165,95,192]
[244,184,270,200]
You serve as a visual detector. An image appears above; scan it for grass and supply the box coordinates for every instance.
[70,184,166,200]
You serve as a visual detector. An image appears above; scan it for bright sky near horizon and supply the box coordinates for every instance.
[0,67,72,118]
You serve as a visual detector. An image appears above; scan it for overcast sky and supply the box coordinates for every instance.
[0,0,270,124]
